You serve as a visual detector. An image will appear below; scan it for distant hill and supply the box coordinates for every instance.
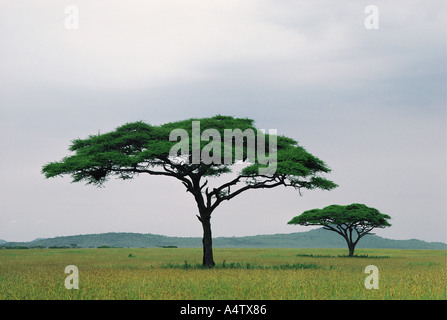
[2,228,446,250]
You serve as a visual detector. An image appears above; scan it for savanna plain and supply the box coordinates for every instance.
[0,248,445,300]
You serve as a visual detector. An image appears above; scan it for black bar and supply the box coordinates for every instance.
[0,300,444,318]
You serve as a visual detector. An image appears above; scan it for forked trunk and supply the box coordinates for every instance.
[341,228,357,257]
[346,239,357,257]
[348,243,355,256]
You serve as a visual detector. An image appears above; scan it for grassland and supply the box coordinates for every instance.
[0,248,445,300]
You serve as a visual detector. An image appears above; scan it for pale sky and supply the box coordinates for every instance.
[0,1,446,243]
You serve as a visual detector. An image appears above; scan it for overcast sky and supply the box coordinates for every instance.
[0,1,445,243]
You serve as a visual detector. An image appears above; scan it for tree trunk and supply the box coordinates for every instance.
[347,241,356,257]
[201,215,215,267]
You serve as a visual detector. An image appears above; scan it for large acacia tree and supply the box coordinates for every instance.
[288,203,391,256]
[42,115,337,266]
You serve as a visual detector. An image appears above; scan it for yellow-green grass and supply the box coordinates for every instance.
[0,248,445,300]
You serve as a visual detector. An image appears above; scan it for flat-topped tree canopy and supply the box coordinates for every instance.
[42,115,337,266]
[288,203,391,256]
[42,115,336,189]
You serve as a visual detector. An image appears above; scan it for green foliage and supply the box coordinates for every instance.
[288,203,391,229]
[289,203,392,256]
[336,254,390,258]
[41,115,337,192]
[3,246,29,250]
[161,260,321,270]
[296,253,390,258]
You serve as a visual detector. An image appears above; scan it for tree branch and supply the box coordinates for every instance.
[112,166,194,193]
[323,224,347,239]
[210,177,289,211]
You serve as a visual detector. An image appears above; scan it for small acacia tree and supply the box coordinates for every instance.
[42,115,337,266]
[288,203,391,256]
